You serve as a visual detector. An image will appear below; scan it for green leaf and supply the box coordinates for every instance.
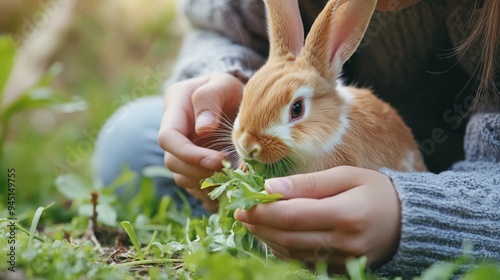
[96,203,117,226]
[76,203,117,226]
[415,261,458,280]
[120,221,144,260]
[165,241,185,254]
[225,185,283,210]
[346,256,367,280]
[201,180,218,190]
[142,165,174,179]
[208,180,234,200]
[55,173,93,200]
[35,62,63,88]
[201,160,283,211]
[200,171,230,189]
[462,264,500,280]
[0,35,15,100]
[3,87,86,118]
[104,169,137,192]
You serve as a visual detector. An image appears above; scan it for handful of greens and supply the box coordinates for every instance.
[201,161,283,210]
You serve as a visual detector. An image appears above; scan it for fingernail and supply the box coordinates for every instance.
[200,156,222,170]
[265,178,292,195]
[234,209,246,221]
[196,111,216,131]
[200,157,215,170]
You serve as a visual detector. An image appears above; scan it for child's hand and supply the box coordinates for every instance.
[158,73,244,212]
[235,166,401,273]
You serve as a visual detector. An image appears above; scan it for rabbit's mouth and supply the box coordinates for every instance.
[234,131,291,163]
[242,158,296,179]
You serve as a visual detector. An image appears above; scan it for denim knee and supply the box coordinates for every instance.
[92,96,207,216]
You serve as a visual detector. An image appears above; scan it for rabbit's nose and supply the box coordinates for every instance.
[248,145,261,159]
[236,132,262,159]
[239,143,261,159]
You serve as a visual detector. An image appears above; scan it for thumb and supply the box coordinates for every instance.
[264,166,366,199]
[192,74,243,134]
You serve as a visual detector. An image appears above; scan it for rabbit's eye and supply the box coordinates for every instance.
[290,99,304,121]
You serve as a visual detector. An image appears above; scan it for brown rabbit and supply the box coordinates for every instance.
[232,0,427,176]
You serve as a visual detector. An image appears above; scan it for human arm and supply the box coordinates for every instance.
[158,0,268,211]
[235,113,500,277]
[165,0,267,85]
[376,113,500,276]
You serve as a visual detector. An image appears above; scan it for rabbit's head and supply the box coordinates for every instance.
[232,0,377,175]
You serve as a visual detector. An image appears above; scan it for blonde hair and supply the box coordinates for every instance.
[457,0,500,110]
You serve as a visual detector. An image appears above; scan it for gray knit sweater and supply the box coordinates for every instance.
[168,0,500,277]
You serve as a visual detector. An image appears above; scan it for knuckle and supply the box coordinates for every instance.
[347,238,369,256]
[347,207,370,233]
[334,165,354,175]
[282,207,300,229]
[191,86,209,105]
[277,232,297,249]
[173,173,185,186]
[300,174,318,195]
[245,223,258,235]
[166,80,186,94]
[174,174,197,192]
[164,84,182,102]
[319,235,338,253]
[158,131,169,150]
[340,213,367,234]
[203,201,218,213]
[164,154,177,171]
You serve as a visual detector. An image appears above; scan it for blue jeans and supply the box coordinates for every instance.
[92,96,208,216]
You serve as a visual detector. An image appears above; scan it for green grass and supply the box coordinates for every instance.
[1,2,500,279]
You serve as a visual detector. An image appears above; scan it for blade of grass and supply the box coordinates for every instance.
[0,221,44,242]
[151,196,171,224]
[184,217,195,254]
[120,220,144,260]
[113,258,184,267]
[28,202,54,247]
[143,230,158,256]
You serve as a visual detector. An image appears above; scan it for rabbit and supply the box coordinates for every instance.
[231,0,427,177]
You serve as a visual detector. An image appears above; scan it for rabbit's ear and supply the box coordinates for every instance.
[264,0,304,58]
[301,0,376,77]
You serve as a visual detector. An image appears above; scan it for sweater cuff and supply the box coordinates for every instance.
[463,113,500,162]
[375,167,500,277]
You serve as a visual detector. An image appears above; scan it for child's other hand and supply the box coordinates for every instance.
[158,73,243,212]
[235,166,401,273]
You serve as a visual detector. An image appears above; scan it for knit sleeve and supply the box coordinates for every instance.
[164,0,268,86]
[376,113,500,277]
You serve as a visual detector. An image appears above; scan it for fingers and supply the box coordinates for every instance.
[264,166,380,199]
[191,74,243,134]
[252,228,353,273]
[158,77,226,170]
[160,75,210,135]
[243,223,340,250]
[202,200,219,213]
[235,198,340,230]
[174,174,218,211]
[164,152,214,180]
[158,73,244,212]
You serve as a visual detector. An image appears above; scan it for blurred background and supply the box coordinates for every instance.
[1,0,181,217]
